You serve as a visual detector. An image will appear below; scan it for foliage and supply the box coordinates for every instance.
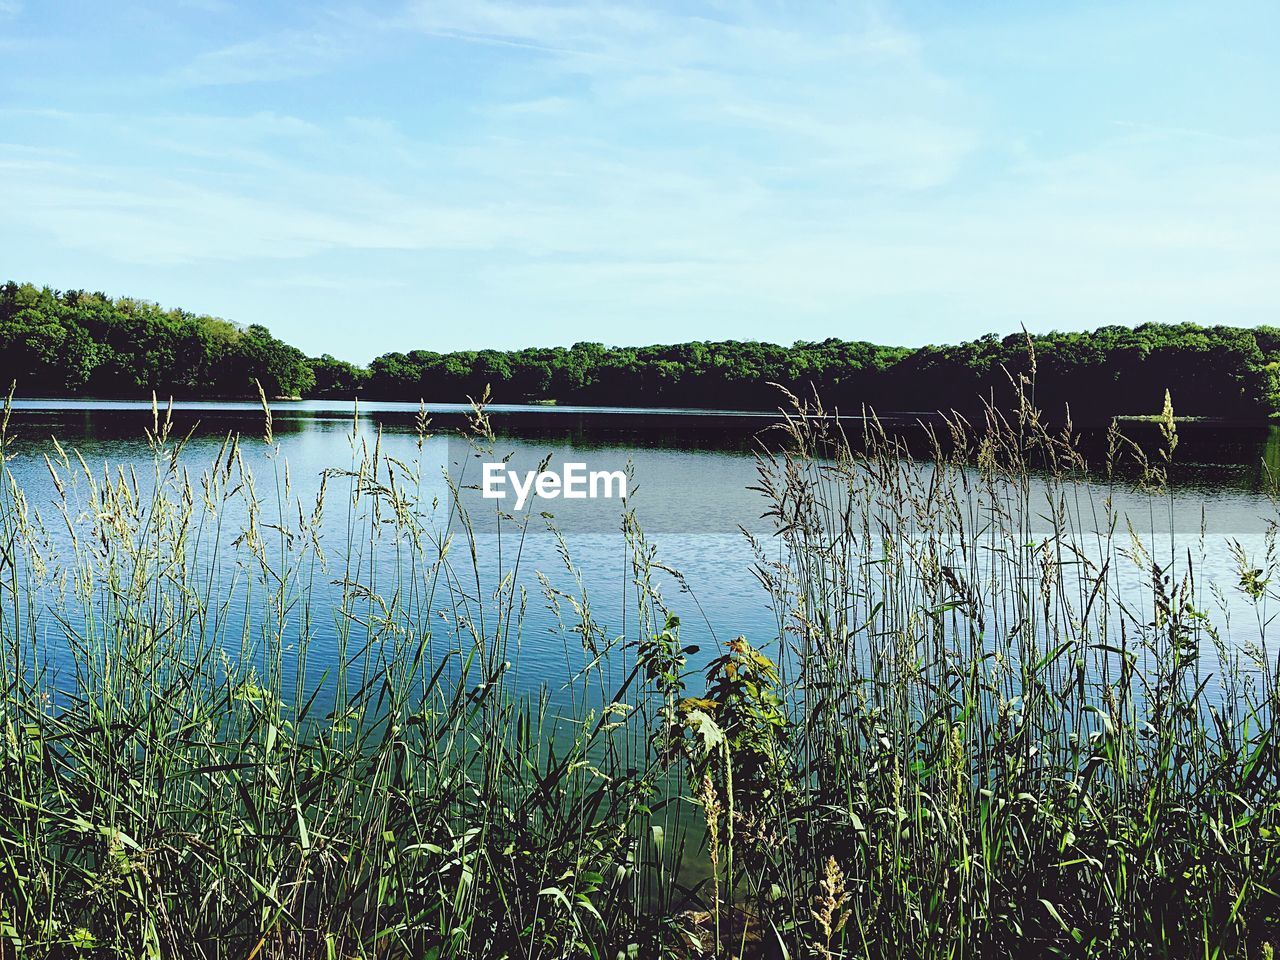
[679,638,792,863]
[7,299,1280,955]
[3,388,1276,958]
[9,280,1280,421]
[0,393,693,958]
[0,282,314,397]
[308,352,368,397]
[358,325,1280,421]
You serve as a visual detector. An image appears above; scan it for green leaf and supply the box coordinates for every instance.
[294,799,311,853]
[684,708,725,756]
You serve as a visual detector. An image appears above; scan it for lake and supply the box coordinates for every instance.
[5,397,1280,703]
[6,395,1280,935]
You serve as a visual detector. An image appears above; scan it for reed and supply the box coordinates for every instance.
[1,365,1279,958]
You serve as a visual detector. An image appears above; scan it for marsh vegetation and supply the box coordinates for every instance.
[3,371,1280,958]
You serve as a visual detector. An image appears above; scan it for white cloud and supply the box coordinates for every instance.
[177,30,346,85]
[2,1,1278,349]
[3,95,1275,339]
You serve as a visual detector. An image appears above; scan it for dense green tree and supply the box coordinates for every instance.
[5,280,1280,421]
[353,326,1280,420]
[0,282,314,398]
[309,354,368,398]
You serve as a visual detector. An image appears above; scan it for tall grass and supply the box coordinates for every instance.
[0,394,687,958]
[2,369,1280,959]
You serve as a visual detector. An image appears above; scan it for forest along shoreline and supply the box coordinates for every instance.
[6,279,1280,421]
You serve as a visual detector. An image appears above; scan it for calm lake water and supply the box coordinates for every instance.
[6,398,1280,702]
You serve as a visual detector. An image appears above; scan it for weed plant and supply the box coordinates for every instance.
[2,370,1280,959]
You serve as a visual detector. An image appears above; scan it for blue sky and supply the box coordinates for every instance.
[1,1,1276,362]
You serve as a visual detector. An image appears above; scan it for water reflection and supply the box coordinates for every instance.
[4,401,1279,708]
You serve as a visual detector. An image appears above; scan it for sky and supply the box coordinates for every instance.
[0,1,1277,363]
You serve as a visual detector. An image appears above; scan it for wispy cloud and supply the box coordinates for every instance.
[177,31,347,85]
[1,0,1277,356]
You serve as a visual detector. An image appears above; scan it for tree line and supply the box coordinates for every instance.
[5,281,1279,421]
[0,282,315,399]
